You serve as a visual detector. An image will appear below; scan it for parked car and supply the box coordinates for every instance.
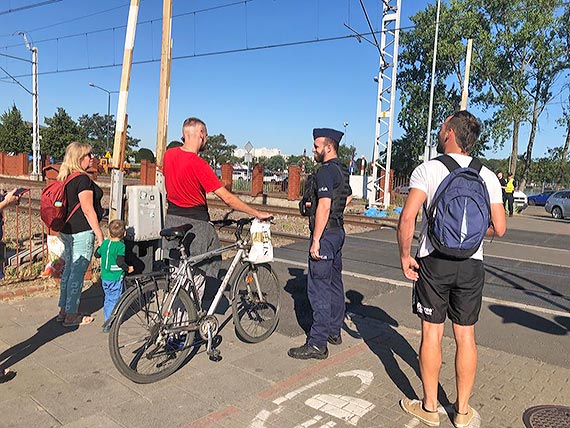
[527,190,555,206]
[513,190,528,211]
[232,168,249,181]
[544,189,570,219]
[263,171,286,183]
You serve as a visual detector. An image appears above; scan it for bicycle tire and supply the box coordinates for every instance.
[231,263,280,343]
[108,279,197,384]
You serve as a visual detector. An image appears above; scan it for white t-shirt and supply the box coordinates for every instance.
[409,153,502,260]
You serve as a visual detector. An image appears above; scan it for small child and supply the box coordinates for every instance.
[95,220,133,333]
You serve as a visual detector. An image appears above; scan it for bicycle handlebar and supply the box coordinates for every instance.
[210,216,274,242]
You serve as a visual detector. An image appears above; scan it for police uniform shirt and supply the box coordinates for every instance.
[315,159,352,202]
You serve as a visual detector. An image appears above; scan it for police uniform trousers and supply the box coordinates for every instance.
[307,226,346,348]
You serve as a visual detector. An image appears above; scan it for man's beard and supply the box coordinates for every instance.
[314,151,324,163]
[436,134,445,154]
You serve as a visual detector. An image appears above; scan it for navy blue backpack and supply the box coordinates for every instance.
[425,155,492,259]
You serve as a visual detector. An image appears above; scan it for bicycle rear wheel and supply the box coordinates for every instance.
[108,279,197,383]
[231,263,280,343]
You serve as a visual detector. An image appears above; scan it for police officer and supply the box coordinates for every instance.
[288,128,353,360]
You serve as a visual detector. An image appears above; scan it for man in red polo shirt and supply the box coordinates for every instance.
[162,117,271,305]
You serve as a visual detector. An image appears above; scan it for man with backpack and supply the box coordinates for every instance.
[288,127,352,360]
[397,111,506,427]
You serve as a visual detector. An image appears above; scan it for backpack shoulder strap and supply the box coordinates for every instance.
[63,171,87,185]
[467,157,483,173]
[434,154,461,172]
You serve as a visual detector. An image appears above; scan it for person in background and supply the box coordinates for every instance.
[57,142,104,327]
[0,188,23,383]
[397,111,506,427]
[94,219,133,333]
[505,172,516,217]
[496,171,507,208]
[0,189,20,280]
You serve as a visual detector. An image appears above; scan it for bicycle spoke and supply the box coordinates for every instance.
[232,264,280,343]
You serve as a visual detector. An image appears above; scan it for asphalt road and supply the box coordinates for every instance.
[269,206,570,368]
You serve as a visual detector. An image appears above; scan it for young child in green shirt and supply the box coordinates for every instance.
[95,220,133,333]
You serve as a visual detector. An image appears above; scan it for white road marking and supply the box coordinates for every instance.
[335,370,373,394]
[273,377,329,405]
[305,394,374,426]
[272,257,570,318]
[293,414,322,428]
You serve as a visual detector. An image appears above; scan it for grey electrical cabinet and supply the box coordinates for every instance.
[125,185,163,242]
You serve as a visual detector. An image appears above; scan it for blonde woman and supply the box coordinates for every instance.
[56,142,104,327]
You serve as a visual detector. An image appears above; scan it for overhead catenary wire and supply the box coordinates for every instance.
[1,0,568,81]
[0,65,32,94]
[0,0,256,50]
[0,30,385,81]
[0,0,63,16]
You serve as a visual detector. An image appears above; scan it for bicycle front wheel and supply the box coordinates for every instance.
[231,263,280,343]
[108,280,197,384]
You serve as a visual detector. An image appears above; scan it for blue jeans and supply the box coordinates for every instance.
[59,231,95,314]
[102,279,124,321]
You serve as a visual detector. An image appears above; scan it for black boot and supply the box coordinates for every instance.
[287,343,328,360]
[327,334,342,345]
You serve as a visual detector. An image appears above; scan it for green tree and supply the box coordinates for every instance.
[395,1,470,173]
[42,107,84,159]
[135,148,156,163]
[469,0,569,189]
[264,155,286,172]
[286,153,316,174]
[0,104,32,154]
[337,143,356,168]
[78,113,140,160]
[167,140,182,149]
[78,113,113,155]
[201,134,236,167]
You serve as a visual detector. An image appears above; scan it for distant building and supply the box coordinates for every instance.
[234,147,281,158]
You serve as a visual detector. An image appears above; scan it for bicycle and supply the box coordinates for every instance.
[107,217,280,384]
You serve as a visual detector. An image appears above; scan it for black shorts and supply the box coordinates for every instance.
[412,252,485,325]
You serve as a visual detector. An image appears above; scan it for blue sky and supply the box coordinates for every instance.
[1,0,567,162]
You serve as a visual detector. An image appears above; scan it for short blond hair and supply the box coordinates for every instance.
[57,142,92,180]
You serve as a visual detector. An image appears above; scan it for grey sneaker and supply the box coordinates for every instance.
[453,405,474,428]
[399,398,440,427]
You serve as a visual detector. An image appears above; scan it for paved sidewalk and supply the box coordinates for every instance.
[0,280,568,428]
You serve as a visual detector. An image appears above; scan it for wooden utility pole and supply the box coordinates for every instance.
[110,0,140,221]
[155,0,173,168]
[460,39,473,110]
[112,0,140,170]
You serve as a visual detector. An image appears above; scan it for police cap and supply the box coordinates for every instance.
[312,128,344,144]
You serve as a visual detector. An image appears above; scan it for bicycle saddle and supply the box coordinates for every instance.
[160,224,193,239]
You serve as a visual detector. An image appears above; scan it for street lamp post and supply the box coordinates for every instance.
[89,82,118,154]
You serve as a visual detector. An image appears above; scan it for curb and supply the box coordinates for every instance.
[0,279,59,301]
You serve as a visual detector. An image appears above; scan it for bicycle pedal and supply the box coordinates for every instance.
[208,349,222,362]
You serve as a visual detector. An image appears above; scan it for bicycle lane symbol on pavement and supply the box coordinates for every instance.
[249,370,375,427]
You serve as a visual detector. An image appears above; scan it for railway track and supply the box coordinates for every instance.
[2,176,399,228]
